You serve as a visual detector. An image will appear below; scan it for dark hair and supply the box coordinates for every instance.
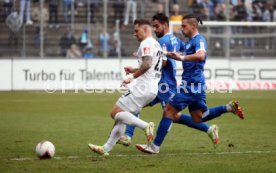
[183,14,203,25]
[134,19,151,26]
[152,13,169,25]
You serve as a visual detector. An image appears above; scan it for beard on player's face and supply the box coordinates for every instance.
[155,32,163,38]
[154,29,165,38]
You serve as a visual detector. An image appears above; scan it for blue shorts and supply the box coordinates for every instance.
[168,88,208,112]
[149,89,176,108]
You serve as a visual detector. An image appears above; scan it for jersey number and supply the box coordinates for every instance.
[154,50,163,72]
[122,90,131,98]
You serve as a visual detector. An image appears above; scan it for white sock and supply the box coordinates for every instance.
[126,135,132,140]
[202,109,210,119]
[103,121,125,152]
[152,143,160,151]
[207,126,212,134]
[115,111,148,129]
[226,104,232,112]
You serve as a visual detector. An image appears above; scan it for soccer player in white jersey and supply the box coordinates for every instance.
[88,19,163,156]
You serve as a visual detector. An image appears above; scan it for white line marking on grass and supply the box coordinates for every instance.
[0,98,113,103]
[6,150,276,161]
[10,158,34,161]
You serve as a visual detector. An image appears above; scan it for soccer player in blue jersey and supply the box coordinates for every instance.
[135,14,244,154]
[118,14,244,151]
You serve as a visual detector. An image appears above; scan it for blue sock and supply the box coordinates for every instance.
[153,117,173,147]
[125,113,139,138]
[178,114,209,132]
[202,106,227,122]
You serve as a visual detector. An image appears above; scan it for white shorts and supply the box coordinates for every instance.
[116,82,157,114]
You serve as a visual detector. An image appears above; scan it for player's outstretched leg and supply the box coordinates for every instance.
[177,113,210,132]
[202,101,244,121]
[177,114,220,146]
[201,105,228,121]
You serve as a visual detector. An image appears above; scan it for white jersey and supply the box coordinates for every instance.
[136,37,162,83]
[117,37,163,113]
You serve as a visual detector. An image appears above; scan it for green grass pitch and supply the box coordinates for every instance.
[0,91,275,173]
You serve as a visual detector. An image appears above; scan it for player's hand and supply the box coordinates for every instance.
[124,66,135,74]
[121,74,134,87]
[167,52,180,59]
[121,79,131,87]
[132,52,138,57]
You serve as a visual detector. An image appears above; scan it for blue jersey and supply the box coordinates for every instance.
[158,33,184,90]
[149,33,184,108]
[181,34,207,86]
[168,34,208,112]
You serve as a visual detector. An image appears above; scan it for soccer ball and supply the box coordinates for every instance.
[35,140,55,159]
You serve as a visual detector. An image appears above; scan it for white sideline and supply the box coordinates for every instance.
[6,150,276,161]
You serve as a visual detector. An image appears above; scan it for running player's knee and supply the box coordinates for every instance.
[172,118,178,123]
[110,111,116,119]
[110,107,119,119]
[163,104,178,119]
[190,110,203,123]
[163,115,172,119]
[192,116,202,123]
[172,112,182,123]
[111,105,124,119]
[163,110,174,119]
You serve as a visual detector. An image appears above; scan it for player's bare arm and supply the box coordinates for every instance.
[132,52,138,57]
[122,56,153,86]
[134,55,153,77]
[167,50,206,61]
[124,66,138,74]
